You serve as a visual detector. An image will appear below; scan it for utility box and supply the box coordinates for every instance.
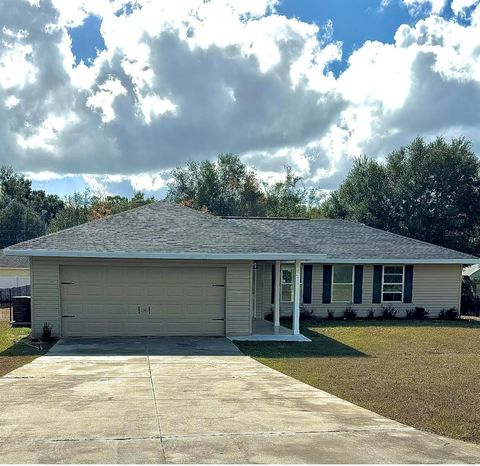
[12,296,31,326]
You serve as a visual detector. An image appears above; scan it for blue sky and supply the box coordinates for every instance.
[277,0,414,75]
[4,0,479,199]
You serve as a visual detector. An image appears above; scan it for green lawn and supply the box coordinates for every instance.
[236,319,480,444]
[0,323,54,377]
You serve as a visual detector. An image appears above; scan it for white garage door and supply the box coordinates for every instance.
[60,265,226,337]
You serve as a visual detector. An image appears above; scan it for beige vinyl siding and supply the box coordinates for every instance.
[31,257,252,338]
[257,262,462,319]
[0,268,30,277]
[226,262,253,336]
[31,257,61,338]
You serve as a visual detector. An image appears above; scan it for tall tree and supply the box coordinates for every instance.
[321,137,480,254]
[264,166,319,218]
[48,191,92,233]
[166,154,318,217]
[89,192,155,220]
[167,154,266,216]
[0,200,44,248]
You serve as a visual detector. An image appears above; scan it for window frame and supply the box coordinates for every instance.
[280,264,304,303]
[381,265,404,303]
[331,264,355,303]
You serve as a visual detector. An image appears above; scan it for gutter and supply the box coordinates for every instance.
[2,248,328,262]
[2,248,477,264]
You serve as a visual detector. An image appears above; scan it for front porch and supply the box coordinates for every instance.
[229,318,311,342]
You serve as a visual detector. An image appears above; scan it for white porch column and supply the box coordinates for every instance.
[274,260,281,328]
[293,259,301,335]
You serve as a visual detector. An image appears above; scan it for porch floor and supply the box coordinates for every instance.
[229,319,311,342]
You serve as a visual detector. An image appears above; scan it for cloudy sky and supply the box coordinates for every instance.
[1,0,479,198]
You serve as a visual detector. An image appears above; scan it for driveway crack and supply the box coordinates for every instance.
[145,339,167,463]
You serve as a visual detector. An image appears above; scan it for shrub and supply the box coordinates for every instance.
[367,309,375,320]
[406,307,429,320]
[381,304,397,319]
[300,305,314,319]
[405,308,415,319]
[439,308,458,320]
[42,322,52,340]
[344,306,357,320]
[327,310,335,320]
[414,307,429,320]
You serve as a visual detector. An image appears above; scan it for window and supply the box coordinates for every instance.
[382,265,404,302]
[332,265,354,302]
[280,264,303,302]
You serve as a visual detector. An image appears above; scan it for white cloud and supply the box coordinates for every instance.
[402,0,447,15]
[0,0,480,195]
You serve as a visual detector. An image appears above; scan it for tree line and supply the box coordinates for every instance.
[1,136,479,255]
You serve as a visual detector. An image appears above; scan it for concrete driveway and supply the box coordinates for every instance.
[0,337,479,463]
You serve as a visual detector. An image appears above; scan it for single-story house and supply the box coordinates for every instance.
[0,250,30,289]
[4,201,478,341]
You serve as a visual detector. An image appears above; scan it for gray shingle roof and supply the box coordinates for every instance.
[4,201,477,263]
[225,218,477,262]
[4,202,320,260]
[0,250,29,268]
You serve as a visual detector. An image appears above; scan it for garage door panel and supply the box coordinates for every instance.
[60,265,226,337]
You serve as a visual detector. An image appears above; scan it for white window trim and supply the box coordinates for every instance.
[280,264,304,303]
[331,265,355,303]
[381,265,405,303]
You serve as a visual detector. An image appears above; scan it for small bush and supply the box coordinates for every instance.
[381,304,397,319]
[405,308,415,319]
[327,310,335,320]
[414,307,429,320]
[300,305,314,319]
[406,307,429,320]
[439,308,458,320]
[344,306,357,320]
[42,322,52,340]
[367,309,375,320]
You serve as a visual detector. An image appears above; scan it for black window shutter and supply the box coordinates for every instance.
[373,265,382,304]
[404,265,414,303]
[322,265,332,304]
[353,265,363,304]
[303,264,313,304]
[271,264,275,304]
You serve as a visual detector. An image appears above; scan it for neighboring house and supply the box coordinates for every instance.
[4,201,478,341]
[464,264,480,283]
[463,264,480,296]
[0,250,30,289]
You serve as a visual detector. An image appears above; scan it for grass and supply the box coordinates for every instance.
[0,322,55,377]
[236,319,480,444]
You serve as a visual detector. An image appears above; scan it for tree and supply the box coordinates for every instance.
[48,191,92,233]
[167,154,266,216]
[321,137,480,254]
[48,190,156,232]
[166,154,319,217]
[0,166,32,206]
[264,166,319,218]
[89,192,155,220]
[0,200,44,248]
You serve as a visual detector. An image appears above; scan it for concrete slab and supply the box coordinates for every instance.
[162,431,480,464]
[1,336,480,464]
[0,439,165,464]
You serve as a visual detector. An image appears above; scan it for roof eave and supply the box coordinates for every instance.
[2,248,327,261]
[3,248,477,264]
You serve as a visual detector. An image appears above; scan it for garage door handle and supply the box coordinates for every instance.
[62,315,75,318]
[212,284,225,287]
[148,306,151,314]
[137,306,140,314]
[212,318,225,321]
